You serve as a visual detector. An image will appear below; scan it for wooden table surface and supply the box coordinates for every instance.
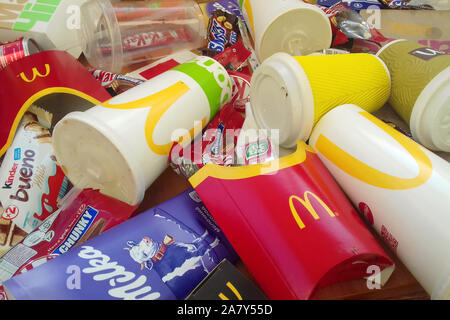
[81,0,434,300]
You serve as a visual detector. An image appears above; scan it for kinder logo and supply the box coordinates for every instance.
[3,163,18,189]
[53,206,98,255]
[208,18,227,52]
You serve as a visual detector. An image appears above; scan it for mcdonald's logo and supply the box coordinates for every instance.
[101,81,206,155]
[218,282,243,300]
[18,64,51,82]
[314,111,433,190]
[289,191,337,230]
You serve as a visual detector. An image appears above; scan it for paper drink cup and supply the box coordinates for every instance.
[309,104,450,300]
[238,0,332,61]
[250,52,391,148]
[377,40,450,152]
[52,56,231,206]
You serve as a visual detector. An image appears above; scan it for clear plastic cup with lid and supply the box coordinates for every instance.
[79,0,206,73]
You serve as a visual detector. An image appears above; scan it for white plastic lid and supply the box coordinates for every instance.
[410,67,450,152]
[52,112,145,205]
[250,52,315,148]
[79,0,124,73]
[258,5,332,62]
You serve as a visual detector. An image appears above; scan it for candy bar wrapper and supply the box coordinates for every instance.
[169,103,245,179]
[214,41,251,72]
[187,259,268,300]
[315,1,387,46]
[0,112,70,257]
[88,69,144,96]
[206,0,245,21]
[0,188,137,288]
[229,71,251,113]
[3,189,238,300]
[315,0,383,11]
[206,10,240,56]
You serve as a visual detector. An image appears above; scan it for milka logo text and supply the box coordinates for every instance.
[77,245,161,300]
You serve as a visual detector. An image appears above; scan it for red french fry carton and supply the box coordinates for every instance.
[189,141,394,299]
[0,50,111,158]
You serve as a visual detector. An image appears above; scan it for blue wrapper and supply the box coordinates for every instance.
[317,0,384,11]
[3,189,238,300]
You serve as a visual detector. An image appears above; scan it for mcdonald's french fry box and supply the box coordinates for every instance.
[189,140,395,300]
[0,50,111,158]
[309,104,450,300]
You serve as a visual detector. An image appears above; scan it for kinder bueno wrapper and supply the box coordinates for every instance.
[206,10,240,55]
[169,103,245,178]
[0,112,70,257]
[3,189,238,300]
[189,141,394,299]
[0,188,137,287]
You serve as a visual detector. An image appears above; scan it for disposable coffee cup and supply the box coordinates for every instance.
[238,0,332,61]
[250,52,391,148]
[79,0,206,73]
[52,56,231,206]
[309,104,450,300]
[377,40,450,152]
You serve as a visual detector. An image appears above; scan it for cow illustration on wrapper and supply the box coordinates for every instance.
[125,208,221,299]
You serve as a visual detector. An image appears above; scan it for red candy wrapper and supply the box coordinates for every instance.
[0,188,137,295]
[214,41,251,72]
[169,103,245,179]
[229,71,251,113]
[0,37,40,70]
[101,27,193,54]
[315,1,387,47]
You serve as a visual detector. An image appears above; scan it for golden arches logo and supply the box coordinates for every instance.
[101,81,206,155]
[218,282,243,300]
[289,191,337,230]
[19,64,51,82]
[314,111,433,190]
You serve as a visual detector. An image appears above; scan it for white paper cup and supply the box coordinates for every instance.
[53,56,231,205]
[309,104,450,299]
[239,0,332,61]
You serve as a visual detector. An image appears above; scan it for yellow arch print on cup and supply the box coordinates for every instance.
[315,111,433,190]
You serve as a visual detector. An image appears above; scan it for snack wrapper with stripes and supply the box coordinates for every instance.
[0,111,70,258]
[0,188,137,297]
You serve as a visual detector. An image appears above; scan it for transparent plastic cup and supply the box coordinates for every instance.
[79,0,206,73]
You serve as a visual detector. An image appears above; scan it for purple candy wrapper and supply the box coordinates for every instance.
[3,189,238,300]
[206,0,244,20]
[317,0,383,11]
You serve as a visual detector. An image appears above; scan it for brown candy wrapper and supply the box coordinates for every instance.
[205,9,240,57]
